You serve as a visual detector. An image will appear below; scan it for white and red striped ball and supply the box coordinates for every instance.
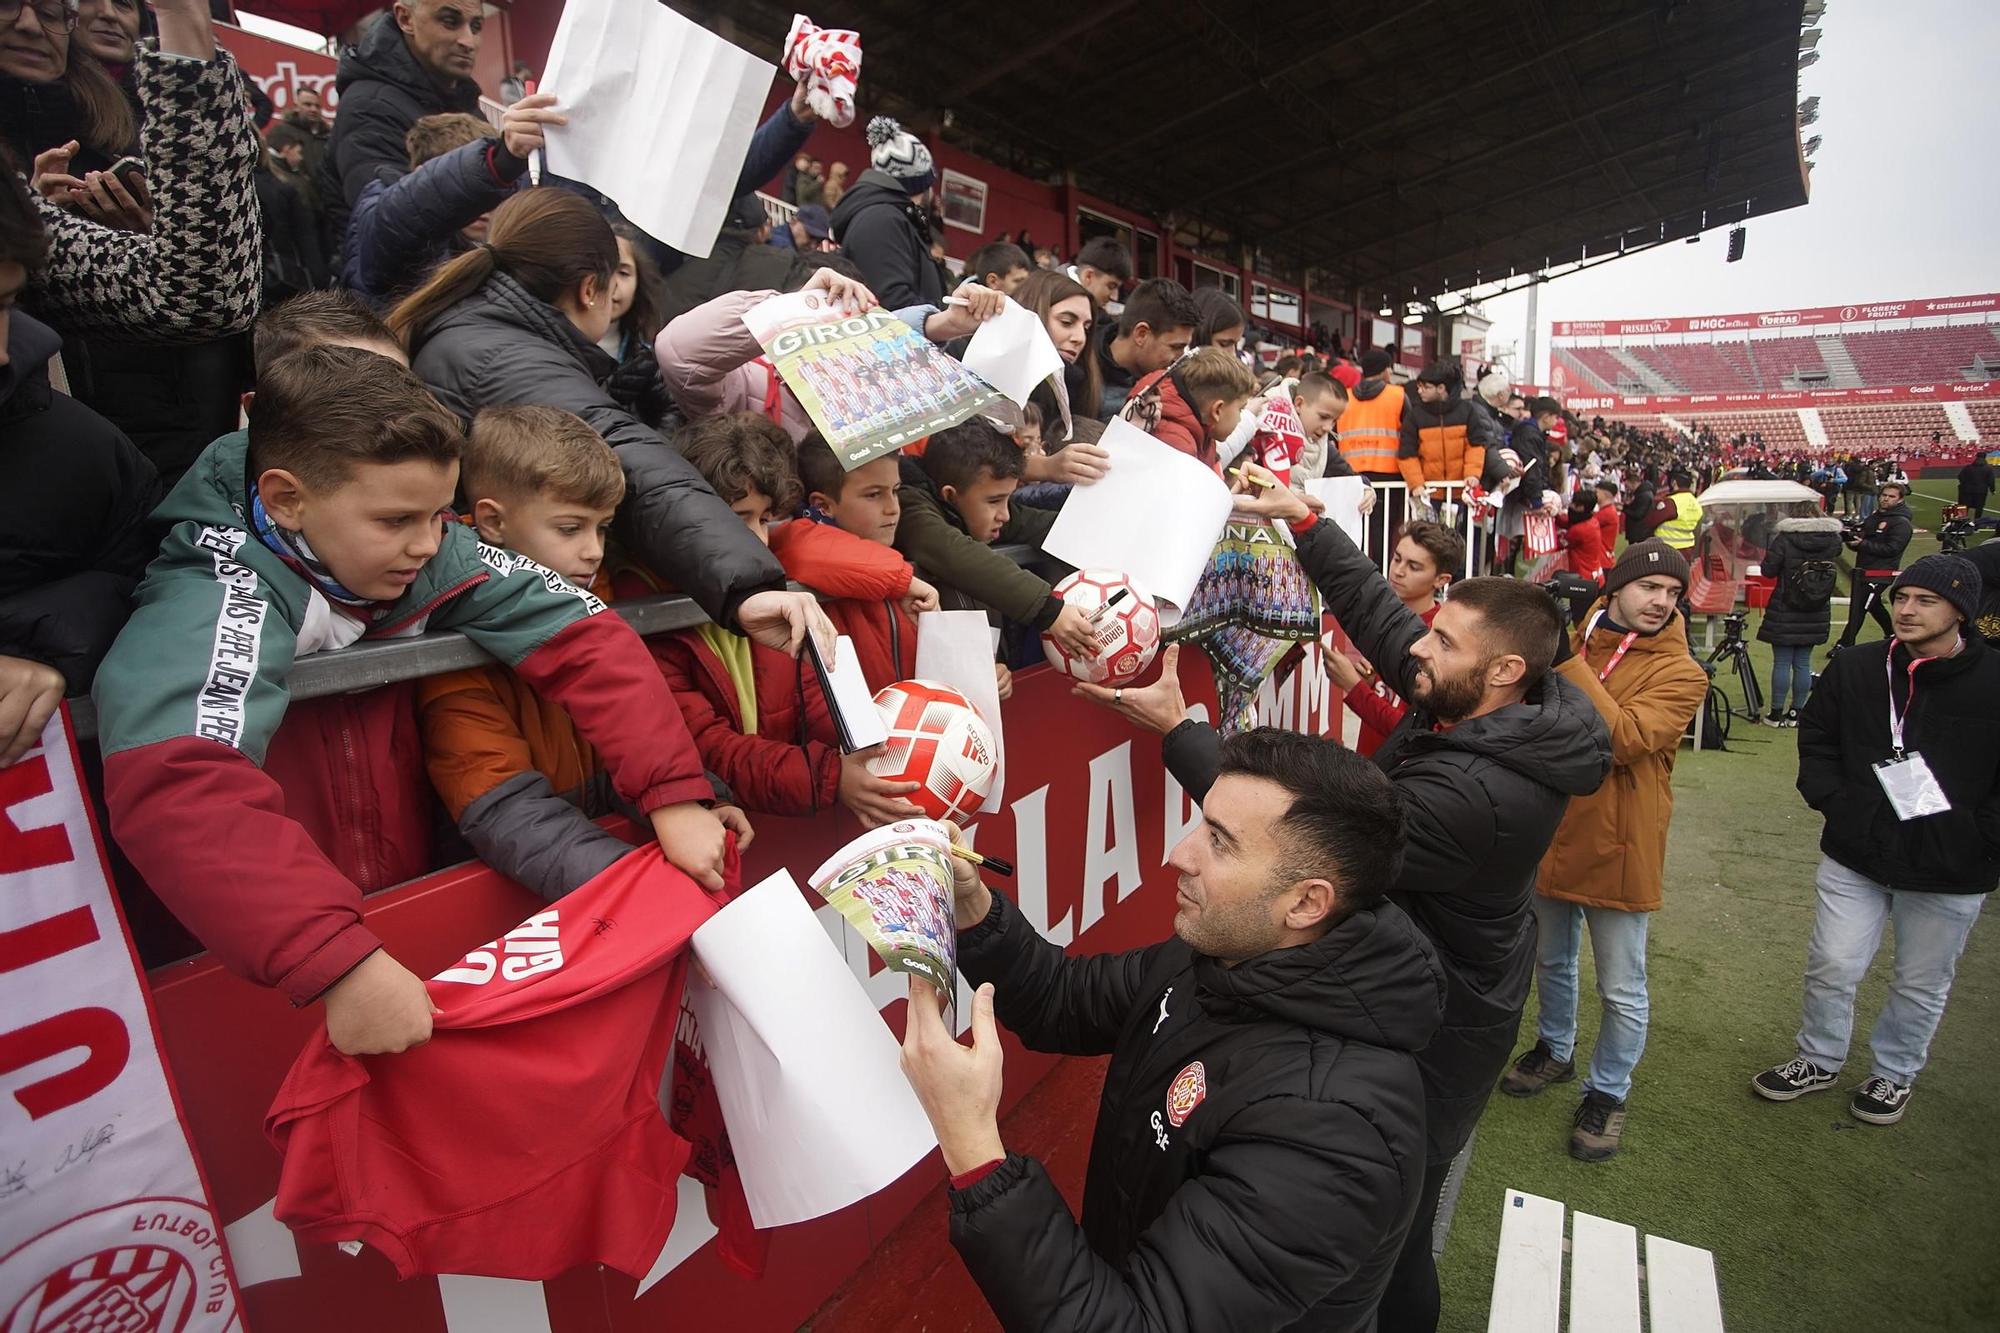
[1042,569,1161,686]
[867,680,998,822]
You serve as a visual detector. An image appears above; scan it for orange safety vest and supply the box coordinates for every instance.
[1336,383,1406,477]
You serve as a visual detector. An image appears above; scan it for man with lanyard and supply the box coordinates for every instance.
[1500,541,1708,1161]
[1755,554,1997,1125]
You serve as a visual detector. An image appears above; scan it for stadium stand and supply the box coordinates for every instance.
[1963,401,2000,441]
[1632,342,1759,392]
[1843,325,2000,385]
[1677,410,1811,451]
[1818,403,1956,451]
[1750,335,1833,387]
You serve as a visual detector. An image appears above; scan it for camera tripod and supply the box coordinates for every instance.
[1704,611,1765,721]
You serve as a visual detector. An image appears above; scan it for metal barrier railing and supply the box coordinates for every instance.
[1359,479,1489,582]
[65,547,1061,743]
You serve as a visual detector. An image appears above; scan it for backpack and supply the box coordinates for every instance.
[1783,557,1839,612]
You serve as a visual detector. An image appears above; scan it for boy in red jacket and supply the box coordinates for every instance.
[1121,346,1258,471]
[657,414,934,826]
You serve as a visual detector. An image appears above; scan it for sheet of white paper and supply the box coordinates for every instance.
[539,0,774,258]
[1305,475,1368,548]
[1041,417,1235,617]
[960,297,1064,409]
[690,871,937,1229]
[915,610,1006,814]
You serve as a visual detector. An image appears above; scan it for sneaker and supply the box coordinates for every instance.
[1752,1056,1838,1101]
[1763,710,1786,728]
[1784,708,1800,728]
[1569,1090,1627,1162]
[1850,1076,1912,1125]
[1499,1040,1576,1098]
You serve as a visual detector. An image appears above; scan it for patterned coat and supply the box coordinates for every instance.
[24,44,261,343]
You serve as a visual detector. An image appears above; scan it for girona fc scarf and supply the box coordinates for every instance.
[265,846,743,1282]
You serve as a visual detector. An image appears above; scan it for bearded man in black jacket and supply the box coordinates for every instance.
[900,731,1445,1333]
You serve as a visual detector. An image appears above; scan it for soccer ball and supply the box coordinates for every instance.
[868,680,999,822]
[1042,569,1161,686]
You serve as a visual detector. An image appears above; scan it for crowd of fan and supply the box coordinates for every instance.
[7,8,2000,1333]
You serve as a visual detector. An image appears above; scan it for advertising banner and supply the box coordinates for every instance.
[1,711,242,1331]
[1562,380,2000,414]
[1551,292,2000,339]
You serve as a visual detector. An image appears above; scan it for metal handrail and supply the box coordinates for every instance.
[66,546,1056,741]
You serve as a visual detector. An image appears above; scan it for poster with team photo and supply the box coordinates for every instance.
[743,292,1004,469]
[806,821,958,999]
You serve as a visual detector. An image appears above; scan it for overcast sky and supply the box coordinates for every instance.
[1479,0,2000,383]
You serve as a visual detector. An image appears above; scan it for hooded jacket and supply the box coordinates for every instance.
[0,311,160,694]
[1397,390,1495,492]
[342,137,528,306]
[1798,634,2000,894]
[893,457,1064,631]
[1555,501,1613,581]
[652,521,901,817]
[318,11,481,250]
[1757,515,1845,647]
[1120,364,1218,468]
[1539,603,1709,913]
[91,430,712,1006]
[1165,518,1612,1162]
[949,888,1445,1333]
[828,169,944,311]
[407,270,788,630]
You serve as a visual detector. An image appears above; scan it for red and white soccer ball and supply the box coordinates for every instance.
[868,679,999,823]
[1042,568,1161,686]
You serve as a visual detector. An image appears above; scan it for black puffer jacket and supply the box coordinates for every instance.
[950,888,1445,1332]
[341,137,528,307]
[0,312,160,694]
[407,270,786,629]
[1850,500,1913,574]
[318,12,480,254]
[1967,541,2000,646]
[1757,515,1845,647]
[1167,518,1611,1163]
[1799,634,2000,894]
[828,169,943,311]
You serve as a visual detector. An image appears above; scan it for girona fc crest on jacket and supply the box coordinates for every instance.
[1164,1061,1207,1128]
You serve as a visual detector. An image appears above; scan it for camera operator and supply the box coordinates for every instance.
[1833,481,1912,654]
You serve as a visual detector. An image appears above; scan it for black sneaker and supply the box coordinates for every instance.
[1763,710,1786,728]
[1850,1076,1912,1125]
[1752,1056,1838,1101]
[1499,1040,1576,1098]
[1569,1090,1627,1162]
[1784,708,1800,728]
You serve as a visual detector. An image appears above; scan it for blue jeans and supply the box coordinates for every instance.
[1768,643,1814,712]
[1796,856,1985,1084]
[1533,896,1651,1101]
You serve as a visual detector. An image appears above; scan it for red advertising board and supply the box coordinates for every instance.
[215,21,339,118]
[1551,292,2000,339]
[1561,380,2000,414]
[139,643,1356,1332]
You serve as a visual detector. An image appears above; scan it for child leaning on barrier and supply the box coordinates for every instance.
[95,354,733,1060]
[417,404,751,902]
[654,412,935,828]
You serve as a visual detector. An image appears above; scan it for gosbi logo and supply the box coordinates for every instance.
[1165,1061,1208,1128]
[1,1199,236,1333]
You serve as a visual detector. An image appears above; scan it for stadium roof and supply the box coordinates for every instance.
[702,0,1812,302]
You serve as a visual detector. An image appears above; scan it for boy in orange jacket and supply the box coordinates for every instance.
[417,405,749,901]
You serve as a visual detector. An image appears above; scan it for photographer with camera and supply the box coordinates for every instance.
[1501,540,1708,1163]
[1832,481,1913,655]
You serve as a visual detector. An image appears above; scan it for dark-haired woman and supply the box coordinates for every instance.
[600,222,671,428]
[391,188,830,652]
[1190,286,1247,358]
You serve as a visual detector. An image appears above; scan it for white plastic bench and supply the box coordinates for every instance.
[1486,1189,1724,1333]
